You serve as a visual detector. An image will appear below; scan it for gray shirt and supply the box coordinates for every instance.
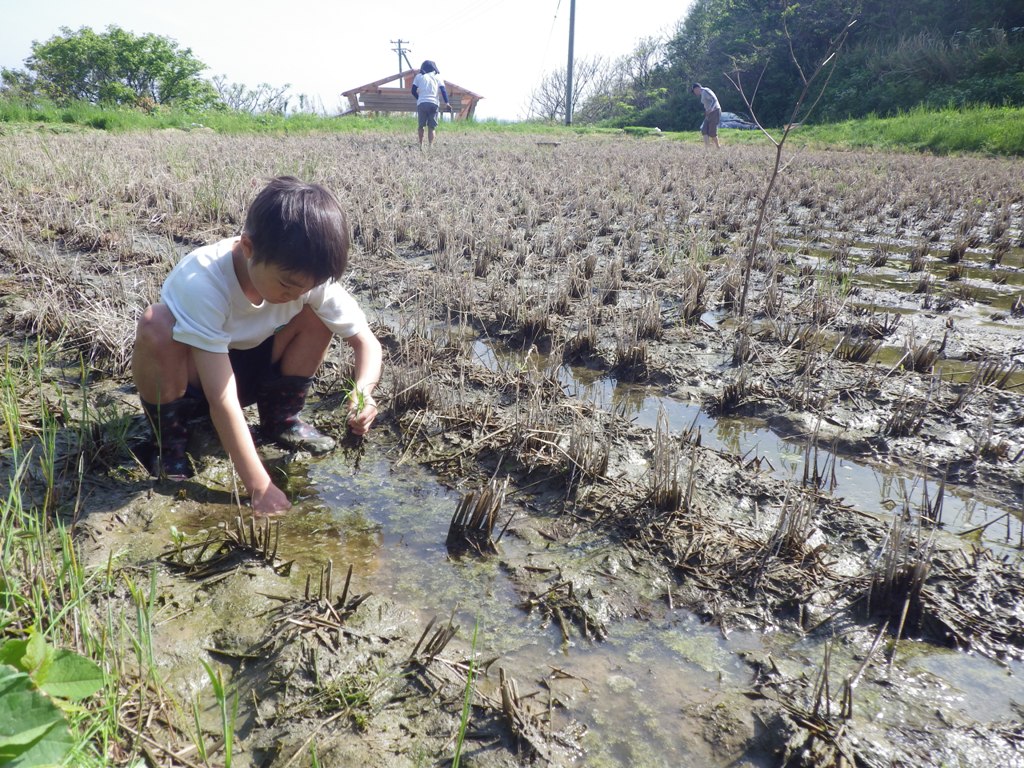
[700,87,721,113]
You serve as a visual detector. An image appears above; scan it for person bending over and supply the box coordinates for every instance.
[692,82,721,149]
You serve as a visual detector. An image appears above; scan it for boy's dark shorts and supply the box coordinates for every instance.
[186,336,275,407]
[417,102,439,129]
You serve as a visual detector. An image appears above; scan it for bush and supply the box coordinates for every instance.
[820,26,1024,120]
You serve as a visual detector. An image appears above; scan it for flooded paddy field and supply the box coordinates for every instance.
[1,129,1022,767]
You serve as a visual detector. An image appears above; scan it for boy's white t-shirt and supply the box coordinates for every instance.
[161,237,367,354]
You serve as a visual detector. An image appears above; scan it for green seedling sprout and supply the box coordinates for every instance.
[344,379,368,414]
[452,619,479,768]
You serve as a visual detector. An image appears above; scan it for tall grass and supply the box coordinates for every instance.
[2,342,110,764]
[0,340,200,766]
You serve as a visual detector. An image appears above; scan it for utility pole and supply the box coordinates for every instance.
[564,0,576,125]
[391,39,413,74]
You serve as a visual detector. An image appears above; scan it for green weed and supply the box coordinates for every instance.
[0,632,105,766]
[200,659,240,768]
[452,620,479,768]
[0,338,187,766]
[793,105,1024,156]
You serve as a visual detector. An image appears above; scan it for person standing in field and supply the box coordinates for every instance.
[131,176,382,516]
[411,60,452,148]
[692,82,721,149]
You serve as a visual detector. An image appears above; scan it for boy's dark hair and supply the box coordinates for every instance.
[243,176,349,285]
[691,83,702,91]
[420,60,439,74]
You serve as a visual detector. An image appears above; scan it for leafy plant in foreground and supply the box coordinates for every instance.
[0,632,104,767]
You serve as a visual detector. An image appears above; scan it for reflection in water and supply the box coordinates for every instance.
[471,333,1021,543]
[554,360,1021,548]
[284,337,1024,765]
[305,451,737,766]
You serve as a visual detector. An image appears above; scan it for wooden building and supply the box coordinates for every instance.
[341,70,483,120]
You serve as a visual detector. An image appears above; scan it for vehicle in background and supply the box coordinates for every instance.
[720,111,758,130]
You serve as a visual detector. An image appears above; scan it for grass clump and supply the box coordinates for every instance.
[2,343,110,766]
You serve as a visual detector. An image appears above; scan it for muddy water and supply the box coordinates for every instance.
[624,394,1023,547]
[782,239,1024,307]
[283,451,753,766]
[256,426,1024,767]
[476,338,1023,550]
[223,334,1024,766]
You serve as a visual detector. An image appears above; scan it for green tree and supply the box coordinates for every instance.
[657,0,857,129]
[652,0,1024,129]
[819,26,1024,119]
[587,36,671,124]
[0,67,37,103]
[855,0,1024,40]
[17,25,217,108]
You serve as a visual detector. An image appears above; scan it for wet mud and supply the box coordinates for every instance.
[1,129,1023,766]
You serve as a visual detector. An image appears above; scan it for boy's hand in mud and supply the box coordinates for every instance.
[250,479,291,516]
[346,392,378,435]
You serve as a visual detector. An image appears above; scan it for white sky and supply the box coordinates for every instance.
[0,0,692,120]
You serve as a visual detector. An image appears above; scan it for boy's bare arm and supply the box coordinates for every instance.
[193,349,290,513]
[345,328,383,435]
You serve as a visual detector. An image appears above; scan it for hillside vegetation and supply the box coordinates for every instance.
[555,0,1024,133]
[2,2,1023,153]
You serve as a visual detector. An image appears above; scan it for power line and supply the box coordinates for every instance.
[390,39,413,73]
[524,0,563,115]
[565,0,575,125]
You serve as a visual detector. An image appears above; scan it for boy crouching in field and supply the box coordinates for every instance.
[131,176,382,515]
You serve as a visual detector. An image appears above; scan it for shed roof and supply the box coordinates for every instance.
[341,69,483,120]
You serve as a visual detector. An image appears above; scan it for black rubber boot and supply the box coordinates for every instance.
[140,398,198,480]
[257,375,336,454]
